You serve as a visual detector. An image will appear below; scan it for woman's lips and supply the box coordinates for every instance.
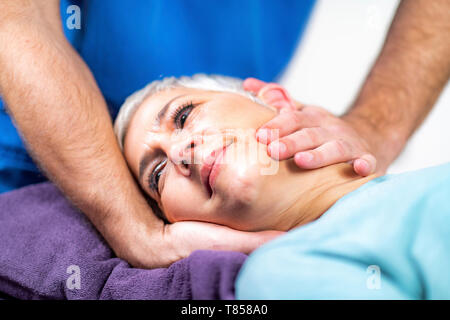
[209,146,227,193]
[200,145,229,197]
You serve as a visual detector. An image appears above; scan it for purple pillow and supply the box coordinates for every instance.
[0,182,246,299]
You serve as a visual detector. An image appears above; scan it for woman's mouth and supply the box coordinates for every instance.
[200,144,230,197]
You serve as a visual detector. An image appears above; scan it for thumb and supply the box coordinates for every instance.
[353,154,377,177]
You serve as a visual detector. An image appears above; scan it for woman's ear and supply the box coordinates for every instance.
[257,83,297,111]
[243,77,299,111]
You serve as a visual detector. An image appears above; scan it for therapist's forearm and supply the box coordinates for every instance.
[343,0,450,172]
[0,1,162,266]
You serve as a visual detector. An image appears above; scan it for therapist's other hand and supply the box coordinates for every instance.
[157,222,283,266]
[243,78,377,177]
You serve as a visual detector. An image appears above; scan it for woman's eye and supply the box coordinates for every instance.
[174,102,195,128]
[155,170,162,185]
[149,159,167,195]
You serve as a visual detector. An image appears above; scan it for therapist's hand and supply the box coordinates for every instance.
[155,222,283,267]
[244,78,378,176]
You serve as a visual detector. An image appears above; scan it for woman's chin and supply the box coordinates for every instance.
[212,159,264,216]
[207,138,279,229]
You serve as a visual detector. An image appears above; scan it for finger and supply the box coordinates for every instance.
[293,139,355,169]
[195,223,283,253]
[353,154,377,177]
[267,127,330,160]
[228,230,284,254]
[170,221,284,256]
[256,110,319,144]
[242,77,268,94]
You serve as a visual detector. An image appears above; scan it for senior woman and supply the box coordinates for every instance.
[114,74,450,299]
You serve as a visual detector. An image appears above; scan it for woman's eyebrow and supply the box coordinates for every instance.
[155,94,187,127]
[139,151,154,183]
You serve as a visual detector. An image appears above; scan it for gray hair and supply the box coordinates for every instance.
[113,73,262,151]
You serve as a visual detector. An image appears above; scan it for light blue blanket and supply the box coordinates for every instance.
[236,162,450,299]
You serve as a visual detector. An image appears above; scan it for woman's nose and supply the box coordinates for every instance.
[168,136,200,177]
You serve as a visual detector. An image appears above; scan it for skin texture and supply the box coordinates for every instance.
[246,0,450,177]
[0,0,448,267]
[123,87,378,231]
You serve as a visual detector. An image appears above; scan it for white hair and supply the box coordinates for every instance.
[113,73,263,151]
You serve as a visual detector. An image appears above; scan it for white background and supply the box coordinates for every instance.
[279,0,450,174]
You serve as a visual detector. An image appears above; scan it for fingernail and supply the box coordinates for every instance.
[256,129,269,144]
[355,159,370,176]
[268,141,286,158]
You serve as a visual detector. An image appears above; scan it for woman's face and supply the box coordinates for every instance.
[123,87,296,231]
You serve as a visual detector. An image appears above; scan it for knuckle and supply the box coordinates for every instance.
[311,150,323,163]
[327,124,345,134]
[288,110,302,128]
[262,121,276,131]
[263,116,282,130]
[302,128,320,146]
[279,136,295,155]
[307,107,332,124]
[307,106,326,117]
[333,139,350,158]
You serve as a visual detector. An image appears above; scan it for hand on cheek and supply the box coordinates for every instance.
[243,77,377,177]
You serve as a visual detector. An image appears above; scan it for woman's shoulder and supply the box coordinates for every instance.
[236,162,450,299]
[381,161,450,184]
[363,161,450,203]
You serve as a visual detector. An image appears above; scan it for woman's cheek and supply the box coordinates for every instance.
[216,159,261,213]
[160,179,205,222]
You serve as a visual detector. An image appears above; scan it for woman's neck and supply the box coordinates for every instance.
[272,161,379,231]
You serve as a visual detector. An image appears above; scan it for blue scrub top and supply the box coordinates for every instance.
[0,0,315,192]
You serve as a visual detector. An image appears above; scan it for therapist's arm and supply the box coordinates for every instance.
[344,0,450,172]
[0,0,280,268]
[247,0,450,175]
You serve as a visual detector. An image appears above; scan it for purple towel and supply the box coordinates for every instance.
[0,182,246,299]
